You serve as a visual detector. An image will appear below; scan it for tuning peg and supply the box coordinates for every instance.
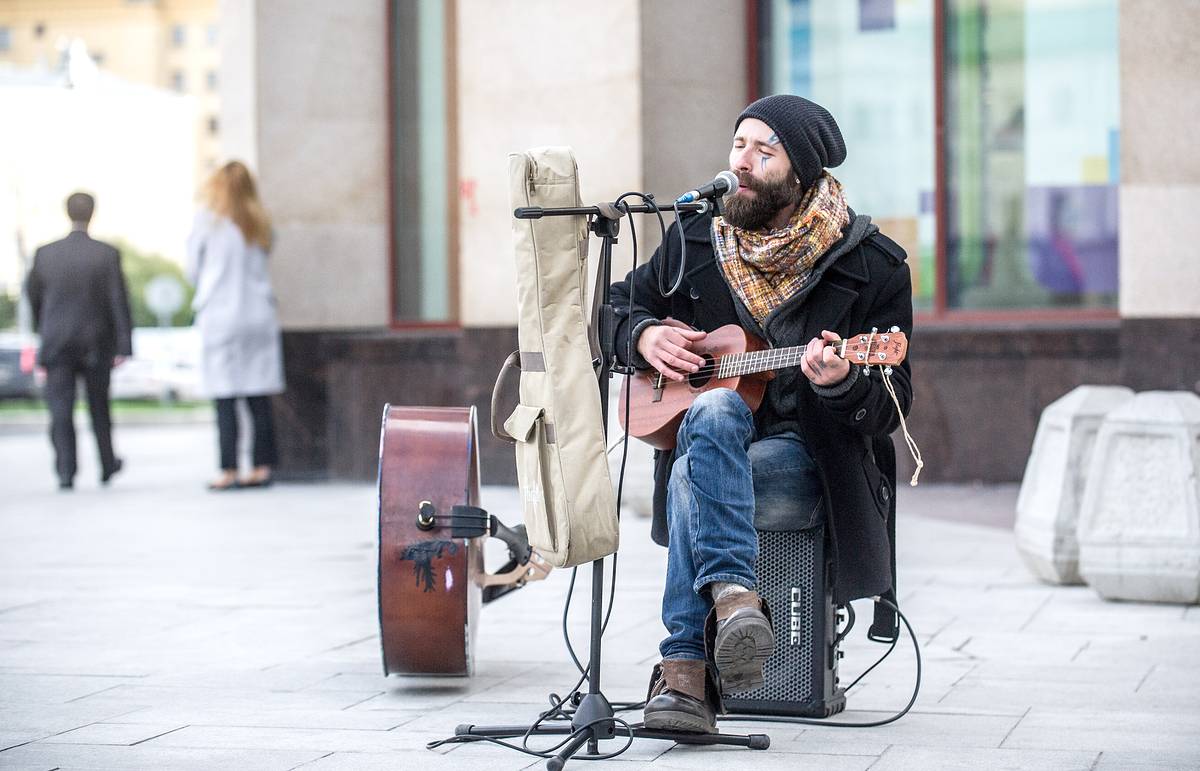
[889,326,900,333]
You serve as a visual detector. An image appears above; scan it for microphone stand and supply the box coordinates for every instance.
[452,199,770,770]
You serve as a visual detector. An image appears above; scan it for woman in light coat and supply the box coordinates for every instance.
[186,161,284,490]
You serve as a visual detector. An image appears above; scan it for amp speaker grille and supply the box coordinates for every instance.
[723,526,846,718]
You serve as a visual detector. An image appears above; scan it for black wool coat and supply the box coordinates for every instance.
[26,231,133,368]
[610,209,914,635]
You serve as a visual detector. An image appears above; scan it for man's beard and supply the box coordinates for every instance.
[722,171,804,231]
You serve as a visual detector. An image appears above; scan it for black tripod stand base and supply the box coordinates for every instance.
[454,721,770,767]
[635,726,770,749]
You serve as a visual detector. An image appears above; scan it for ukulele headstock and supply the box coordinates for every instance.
[839,328,908,366]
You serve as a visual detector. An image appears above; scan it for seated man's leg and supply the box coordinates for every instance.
[645,388,773,732]
[748,432,824,531]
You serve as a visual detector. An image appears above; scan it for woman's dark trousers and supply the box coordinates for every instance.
[214,396,277,471]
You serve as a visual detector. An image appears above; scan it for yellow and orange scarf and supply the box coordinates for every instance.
[712,171,850,325]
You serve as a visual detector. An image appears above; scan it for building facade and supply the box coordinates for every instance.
[222,0,1200,486]
[0,0,221,181]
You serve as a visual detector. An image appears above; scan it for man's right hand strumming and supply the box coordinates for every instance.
[637,318,707,382]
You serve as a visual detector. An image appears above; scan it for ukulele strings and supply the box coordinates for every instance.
[646,343,885,382]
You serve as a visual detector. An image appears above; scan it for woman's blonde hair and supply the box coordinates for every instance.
[202,160,272,250]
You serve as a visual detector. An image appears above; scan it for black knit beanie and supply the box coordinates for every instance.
[736,95,846,190]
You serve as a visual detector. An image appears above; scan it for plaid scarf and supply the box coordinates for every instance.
[713,171,850,325]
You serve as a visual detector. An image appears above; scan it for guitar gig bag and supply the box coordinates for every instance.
[492,147,619,568]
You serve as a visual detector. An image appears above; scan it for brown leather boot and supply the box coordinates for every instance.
[642,659,717,733]
[711,590,774,693]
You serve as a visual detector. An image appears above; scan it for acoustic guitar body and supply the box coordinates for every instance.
[618,324,771,451]
[377,405,483,676]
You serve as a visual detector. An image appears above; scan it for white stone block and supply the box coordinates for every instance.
[1015,386,1134,584]
[1077,391,1200,604]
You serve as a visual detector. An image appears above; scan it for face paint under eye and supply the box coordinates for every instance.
[760,155,769,170]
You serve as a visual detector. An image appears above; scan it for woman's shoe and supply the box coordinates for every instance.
[239,467,273,488]
[207,472,240,491]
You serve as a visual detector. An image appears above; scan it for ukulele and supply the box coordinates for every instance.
[617,324,909,450]
[377,404,550,676]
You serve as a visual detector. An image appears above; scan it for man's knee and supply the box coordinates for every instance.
[666,453,691,518]
[682,389,751,437]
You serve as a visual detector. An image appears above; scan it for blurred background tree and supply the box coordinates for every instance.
[117,242,194,327]
[0,292,16,329]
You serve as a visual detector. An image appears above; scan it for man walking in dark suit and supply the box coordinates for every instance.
[25,192,133,490]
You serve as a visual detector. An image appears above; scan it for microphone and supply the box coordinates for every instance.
[675,170,738,204]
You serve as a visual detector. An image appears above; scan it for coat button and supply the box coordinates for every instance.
[854,408,867,421]
[880,482,890,502]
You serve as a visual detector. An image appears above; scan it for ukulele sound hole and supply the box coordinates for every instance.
[687,354,716,389]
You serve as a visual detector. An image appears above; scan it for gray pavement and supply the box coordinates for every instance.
[1,421,1198,770]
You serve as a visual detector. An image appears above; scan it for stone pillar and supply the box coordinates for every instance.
[1118,0,1200,320]
[217,0,257,169]
[1077,391,1200,603]
[1015,385,1134,584]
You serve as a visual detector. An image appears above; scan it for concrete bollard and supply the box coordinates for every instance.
[1077,391,1200,604]
[1015,385,1134,585]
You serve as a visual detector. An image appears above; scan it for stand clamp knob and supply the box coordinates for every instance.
[416,500,436,530]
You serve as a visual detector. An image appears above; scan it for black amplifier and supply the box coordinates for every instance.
[723,526,846,717]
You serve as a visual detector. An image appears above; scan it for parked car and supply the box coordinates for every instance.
[0,332,39,399]
[110,326,201,402]
[0,328,200,402]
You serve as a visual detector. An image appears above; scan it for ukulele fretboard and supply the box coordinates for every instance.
[717,345,813,378]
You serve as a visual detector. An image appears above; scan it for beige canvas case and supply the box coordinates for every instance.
[492,147,619,568]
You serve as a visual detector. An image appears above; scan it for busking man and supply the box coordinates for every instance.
[609,94,914,733]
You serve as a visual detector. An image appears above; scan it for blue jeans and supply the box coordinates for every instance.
[660,388,822,661]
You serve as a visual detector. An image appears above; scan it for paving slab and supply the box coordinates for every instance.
[2,423,1199,769]
[1002,708,1200,753]
[0,742,327,771]
[40,722,188,746]
[294,750,548,771]
[656,744,877,770]
[1093,750,1200,770]
[871,745,1099,771]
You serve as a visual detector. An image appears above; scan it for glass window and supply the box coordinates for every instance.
[206,69,218,91]
[207,115,219,135]
[206,23,218,47]
[390,0,452,323]
[170,70,185,92]
[945,0,1118,310]
[171,24,185,48]
[757,0,1119,315]
[0,27,11,53]
[760,0,937,311]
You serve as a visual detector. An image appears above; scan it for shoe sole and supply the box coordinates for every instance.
[643,710,716,734]
[713,614,775,693]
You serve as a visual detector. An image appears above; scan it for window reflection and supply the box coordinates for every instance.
[759,0,1120,313]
